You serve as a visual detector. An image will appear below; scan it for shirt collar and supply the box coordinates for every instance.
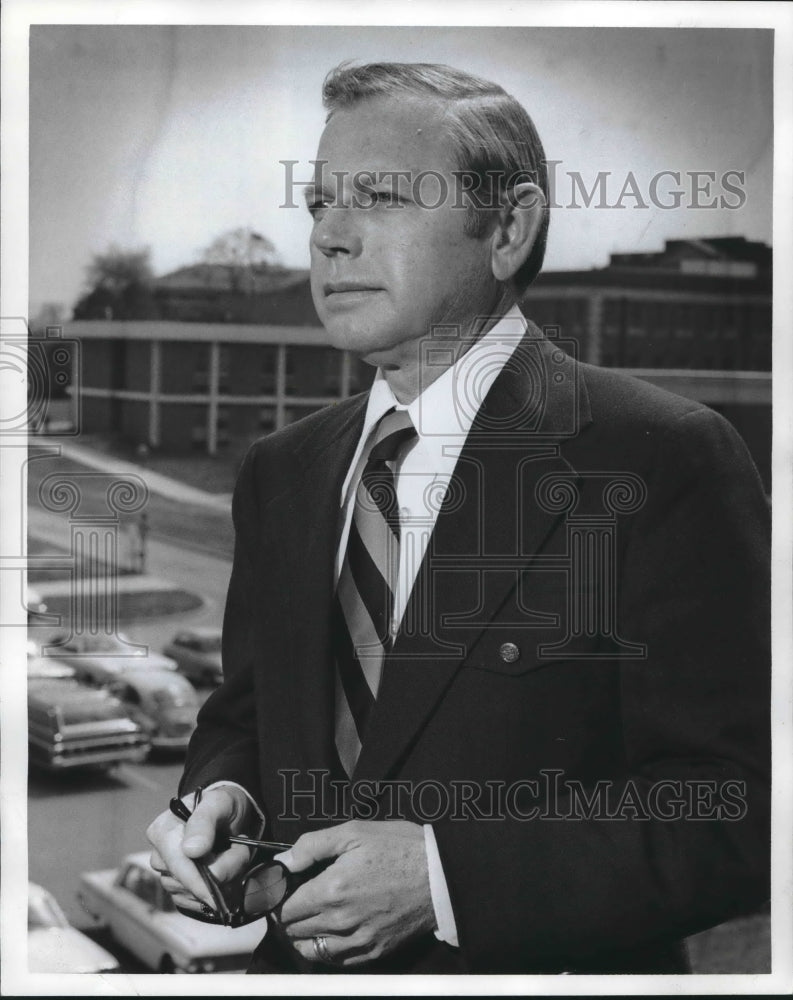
[364,302,529,442]
[340,304,530,506]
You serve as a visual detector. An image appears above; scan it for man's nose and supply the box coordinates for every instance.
[311,207,363,258]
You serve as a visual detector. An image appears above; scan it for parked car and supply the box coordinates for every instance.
[106,669,199,752]
[26,652,74,682]
[28,882,120,973]
[163,627,223,686]
[49,631,178,685]
[28,658,151,771]
[78,852,268,973]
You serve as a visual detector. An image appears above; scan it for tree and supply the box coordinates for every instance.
[73,245,158,320]
[200,227,281,293]
[29,302,66,334]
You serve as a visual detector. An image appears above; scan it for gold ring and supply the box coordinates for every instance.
[313,935,333,963]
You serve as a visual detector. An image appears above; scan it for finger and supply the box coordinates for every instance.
[149,848,167,874]
[275,822,357,874]
[277,882,324,926]
[292,932,371,966]
[282,909,358,939]
[292,935,342,965]
[146,809,217,908]
[278,863,348,926]
[204,842,253,884]
[180,792,237,857]
[147,810,213,906]
[337,947,379,967]
[161,874,185,895]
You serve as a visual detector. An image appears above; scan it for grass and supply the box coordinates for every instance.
[40,588,204,621]
[76,434,244,495]
[28,452,235,560]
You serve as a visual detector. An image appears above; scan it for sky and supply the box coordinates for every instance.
[28,23,774,317]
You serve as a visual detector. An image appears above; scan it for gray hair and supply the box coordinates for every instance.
[322,61,550,293]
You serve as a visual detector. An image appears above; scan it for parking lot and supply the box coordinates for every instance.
[29,756,189,971]
[24,453,237,973]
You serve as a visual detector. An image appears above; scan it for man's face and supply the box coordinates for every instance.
[308,96,498,371]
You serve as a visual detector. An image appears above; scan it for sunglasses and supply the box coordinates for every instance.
[168,791,326,927]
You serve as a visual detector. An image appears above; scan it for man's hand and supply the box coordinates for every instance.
[275,819,436,966]
[146,786,256,914]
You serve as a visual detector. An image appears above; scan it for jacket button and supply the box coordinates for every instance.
[499,642,520,663]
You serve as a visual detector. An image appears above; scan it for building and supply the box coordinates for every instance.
[523,236,771,371]
[70,318,375,456]
[60,237,772,488]
[522,237,772,487]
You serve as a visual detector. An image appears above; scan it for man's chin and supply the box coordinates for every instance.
[323,321,395,358]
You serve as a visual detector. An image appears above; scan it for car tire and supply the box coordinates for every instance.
[158,954,175,974]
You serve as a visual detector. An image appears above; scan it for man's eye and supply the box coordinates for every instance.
[307,201,329,218]
[373,190,402,206]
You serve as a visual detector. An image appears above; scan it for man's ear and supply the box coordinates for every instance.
[489,182,545,283]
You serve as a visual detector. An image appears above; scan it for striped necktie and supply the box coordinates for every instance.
[333,407,417,777]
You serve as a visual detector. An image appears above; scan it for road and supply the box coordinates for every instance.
[27,504,232,658]
[28,756,187,932]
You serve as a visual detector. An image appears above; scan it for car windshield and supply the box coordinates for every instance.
[28,893,68,930]
[152,682,197,709]
[40,683,134,723]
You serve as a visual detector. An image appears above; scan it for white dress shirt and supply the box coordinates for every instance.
[205,304,530,950]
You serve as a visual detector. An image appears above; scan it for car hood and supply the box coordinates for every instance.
[143,653,178,671]
[158,705,198,726]
[28,926,119,973]
[85,653,177,672]
[80,867,268,958]
[163,911,270,957]
[28,681,137,725]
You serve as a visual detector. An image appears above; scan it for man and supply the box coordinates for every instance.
[147,62,770,974]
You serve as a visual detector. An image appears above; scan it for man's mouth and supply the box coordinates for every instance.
[323,281,382,297]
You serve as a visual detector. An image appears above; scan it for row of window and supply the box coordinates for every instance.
[81,341,377,398]
[190,404,327,449]
[191,345,372,397]
[526,297,770,371]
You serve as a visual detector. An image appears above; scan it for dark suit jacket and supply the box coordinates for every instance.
[179,324,770,974]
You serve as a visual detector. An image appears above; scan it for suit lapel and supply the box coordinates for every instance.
[263,398,367,773]
[353,331,592,782]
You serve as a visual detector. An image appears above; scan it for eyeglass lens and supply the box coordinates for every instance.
[243,862,289,914]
